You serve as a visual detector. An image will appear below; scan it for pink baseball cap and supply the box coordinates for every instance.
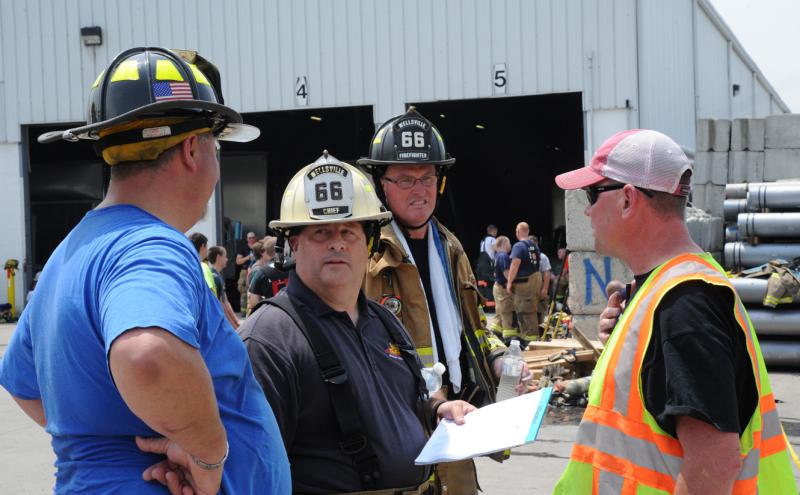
[555,129,692,196]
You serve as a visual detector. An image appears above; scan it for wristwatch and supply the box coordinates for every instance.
[190,442,229,470]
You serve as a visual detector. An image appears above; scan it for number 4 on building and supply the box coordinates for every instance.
[295,76,308,106]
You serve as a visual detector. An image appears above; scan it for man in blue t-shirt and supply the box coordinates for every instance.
[0,47,290,494]
[505,222,544,339]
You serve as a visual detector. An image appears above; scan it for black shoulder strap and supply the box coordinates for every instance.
[367,300,427,401]
[260,294,382,488]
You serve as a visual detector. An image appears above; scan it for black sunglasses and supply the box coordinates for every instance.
[584,183,654,205]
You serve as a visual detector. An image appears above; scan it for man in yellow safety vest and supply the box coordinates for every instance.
[552,129,797,494]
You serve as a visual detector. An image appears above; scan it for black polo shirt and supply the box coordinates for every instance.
[238,271,428,493]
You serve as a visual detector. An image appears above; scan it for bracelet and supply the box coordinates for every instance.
[190,442,229,471]
[431,399,447,424]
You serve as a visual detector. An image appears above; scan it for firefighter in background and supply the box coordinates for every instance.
[359,107,529,493]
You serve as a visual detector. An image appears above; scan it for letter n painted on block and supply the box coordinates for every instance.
[584,256,612,304]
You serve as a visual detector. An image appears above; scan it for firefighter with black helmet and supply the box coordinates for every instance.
[359,107,530,493]
[239,152,475,494]
[1,47,290,493]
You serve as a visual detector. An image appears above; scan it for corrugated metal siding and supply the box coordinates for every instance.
[754,79,771,117]
[695,5,730,119]
[729,51,753,118]
[0,0,788,145]
[637,0,696,148]
[1,0,643,144]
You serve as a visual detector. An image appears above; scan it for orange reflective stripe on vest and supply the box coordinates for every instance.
[553,253,798,494]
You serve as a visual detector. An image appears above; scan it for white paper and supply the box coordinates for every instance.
[415,387,552,465]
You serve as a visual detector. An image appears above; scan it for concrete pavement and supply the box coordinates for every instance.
[1,322,799,493]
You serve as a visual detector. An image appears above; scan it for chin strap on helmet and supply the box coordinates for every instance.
[273,229,296,272]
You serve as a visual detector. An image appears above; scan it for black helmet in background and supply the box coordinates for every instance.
[358,107,455,229]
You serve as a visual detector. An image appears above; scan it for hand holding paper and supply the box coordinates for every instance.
[415,387,552,465]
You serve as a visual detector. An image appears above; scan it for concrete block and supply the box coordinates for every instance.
[766,114,800,149]
[565,190,594,251]
[728,151,747,183]
[567,251,633,315]
[686,211,724,252]
[747,119,765,151]
[570,314,600,341]
[711,119,731,151]
[709,152,729,186]
[731,119,746,151]
[731,118,766,151]
[709,216,724,252]
[696,119,713,152]
[692,151,711,184]
[690,183,708,212]
[707,184,725,218]
[764,149,800,181]
[745,152,765,183]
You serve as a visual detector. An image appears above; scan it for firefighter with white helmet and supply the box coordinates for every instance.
[239,151,475,494]
[359,108,531,493]
[0,47,290,493]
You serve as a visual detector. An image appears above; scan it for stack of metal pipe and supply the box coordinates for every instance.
[724,181,800,367]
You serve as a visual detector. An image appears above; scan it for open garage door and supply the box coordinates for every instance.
[24,124,106,283]
[218,105,375,310]
[410,93,584,263]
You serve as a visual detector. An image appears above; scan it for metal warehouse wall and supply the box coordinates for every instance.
[693,0,787,120]
[0,0,647,146]
[0,0,791,308]
[1,0,788,145]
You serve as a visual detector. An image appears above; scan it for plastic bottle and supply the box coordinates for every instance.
[495,340,524,401]
[420,362,446,399]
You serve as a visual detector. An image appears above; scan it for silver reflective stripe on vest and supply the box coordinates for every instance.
[761,409,782,443]
[739,448,760,480]
[598,470,626,492]
[577,420,683,479]
[609,259,715,415]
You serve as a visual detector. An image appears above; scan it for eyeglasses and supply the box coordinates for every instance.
[584,183,654,205]
[381,174,438,190]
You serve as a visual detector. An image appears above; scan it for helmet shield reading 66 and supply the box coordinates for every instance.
[303,161,356,221]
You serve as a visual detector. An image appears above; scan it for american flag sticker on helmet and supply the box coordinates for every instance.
[153,82,192,101]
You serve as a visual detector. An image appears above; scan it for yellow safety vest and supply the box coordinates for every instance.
[553,253,797,494]
[201,261,218,297]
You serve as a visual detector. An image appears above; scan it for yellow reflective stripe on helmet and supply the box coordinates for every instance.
[155,59,185,81]
[92,70,105,88]
[188,63,211,85]
[372,126,388,145]
[432,127,444,142]
[110,60,140,82]
[417,346,435,367]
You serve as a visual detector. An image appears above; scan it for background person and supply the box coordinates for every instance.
[505,222,543,340]
[189,232,218,298]
[208,245,240,329]
[247,236,289,314]
[236,231,258,312]
[491,236,517,340]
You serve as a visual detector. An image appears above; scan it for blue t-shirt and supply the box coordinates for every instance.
[0,205,290,494]
[510,239,536,279]
[494,252,511,285]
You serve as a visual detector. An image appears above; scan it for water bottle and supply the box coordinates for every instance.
[496,340,524,401]
[420,362,446,399]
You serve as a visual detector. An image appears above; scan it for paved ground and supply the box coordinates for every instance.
[1,322,799,493]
